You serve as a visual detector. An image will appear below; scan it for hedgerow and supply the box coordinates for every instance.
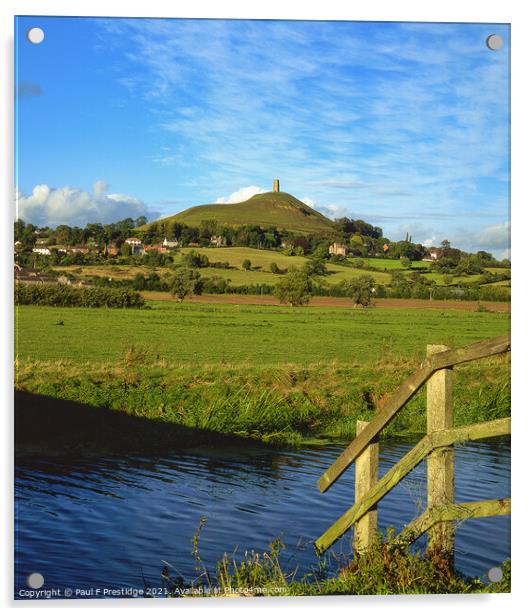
[15,283,146,308]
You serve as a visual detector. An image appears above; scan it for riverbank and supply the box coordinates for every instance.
[16,357,509,451]
[194,535,511,596]
[15,301,509,450]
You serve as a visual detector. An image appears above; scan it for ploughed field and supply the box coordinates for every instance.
[15,302,510,447]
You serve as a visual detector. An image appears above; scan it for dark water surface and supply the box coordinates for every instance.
[15,437,510,598]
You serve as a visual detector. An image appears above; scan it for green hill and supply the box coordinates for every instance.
[149,191,336,235]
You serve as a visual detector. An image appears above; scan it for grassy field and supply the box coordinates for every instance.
[52,247,510,290]
[16,301,509,366]
[347,257,428,270]
[15,301,509,449]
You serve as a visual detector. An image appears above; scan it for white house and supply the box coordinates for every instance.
[162,237,179,248]
[125,237,145,255]
[32,247,51,256]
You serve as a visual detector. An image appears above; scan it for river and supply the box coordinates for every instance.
[15,436,510,598]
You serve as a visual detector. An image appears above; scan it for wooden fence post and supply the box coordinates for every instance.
[426,344,455,560]
[354,420,379,553]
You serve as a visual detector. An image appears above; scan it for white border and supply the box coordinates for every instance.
[1,1,529,614]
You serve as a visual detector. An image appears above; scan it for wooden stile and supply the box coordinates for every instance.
[314,335,510,558]
[314,421,510,553]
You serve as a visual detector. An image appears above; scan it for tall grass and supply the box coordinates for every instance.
[16,356,510,448]
[161,521,510,596]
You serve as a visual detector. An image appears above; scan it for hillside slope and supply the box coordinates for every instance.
[149,191,335,234]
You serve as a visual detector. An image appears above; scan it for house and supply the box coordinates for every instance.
[124,237,145,255]
[210,235,227,247]
[428,249,440,261]
[69,246,90,254]
[382,243,390,253]
[32,247,51,256]
[144,244,168,254]
[14,241,23,251]
[162,237,178,249]
[103,243,120,256]
[329,242,348,257]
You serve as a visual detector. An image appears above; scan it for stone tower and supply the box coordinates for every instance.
[273,179,280,192]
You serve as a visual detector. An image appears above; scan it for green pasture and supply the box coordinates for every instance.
[16,301,509,367]
[179,246,307,269]
[348,257,428,270]
[52,247,505,289]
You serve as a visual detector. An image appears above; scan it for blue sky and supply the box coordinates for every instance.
[15,17,510,256]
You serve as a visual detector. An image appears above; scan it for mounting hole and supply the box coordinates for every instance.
[26,572,44,589]
[27,27,45,45]
[487,566,503,583]
[486,34,503,51]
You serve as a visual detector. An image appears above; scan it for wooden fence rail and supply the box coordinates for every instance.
[314,334,510,559]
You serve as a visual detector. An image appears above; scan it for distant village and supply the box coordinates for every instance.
[14,213,509,297]
[16,226,451,263]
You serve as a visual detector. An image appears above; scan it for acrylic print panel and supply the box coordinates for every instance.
[14,16,510,600]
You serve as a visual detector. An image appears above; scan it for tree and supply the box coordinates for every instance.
[443,274,454,286]
[132,273,146,290]
[183,250,209,268]
[344,275,376,308]
[274,270,313,307]
[242,258,252,270]
[312,244,330,260]
[14,220,37,248]
[169,267,202,302]
[302,257,327,277]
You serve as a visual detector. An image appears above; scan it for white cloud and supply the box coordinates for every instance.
[387,220,510,258]
[301,197,316,208]
[302,196,347,220]
[215,185,266,204]
[475,221,510,251]
[16,181,154,227]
